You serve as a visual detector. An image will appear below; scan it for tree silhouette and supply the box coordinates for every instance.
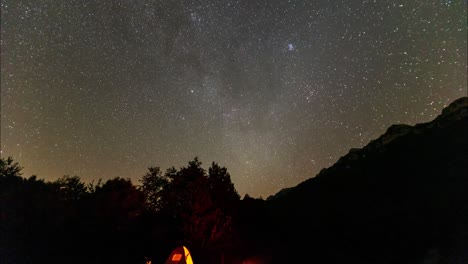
[88,177,146,263]
[53,175,89,201]
[0,156,22,179]
[208,162,240,209]
[94,177,146,224]
[144,157,241,262]
[140,167,169,211]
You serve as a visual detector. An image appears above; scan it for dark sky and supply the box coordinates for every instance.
[1,0,466,198]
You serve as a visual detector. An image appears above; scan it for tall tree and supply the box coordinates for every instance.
[94,177,146,223]
[208,162,240,208]
[140,167,169,211]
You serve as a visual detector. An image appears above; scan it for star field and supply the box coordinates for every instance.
[1,0,466,198]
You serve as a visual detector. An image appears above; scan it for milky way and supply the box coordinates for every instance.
[1,0,466,197]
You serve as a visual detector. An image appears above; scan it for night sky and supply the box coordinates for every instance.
[1,0,466,198]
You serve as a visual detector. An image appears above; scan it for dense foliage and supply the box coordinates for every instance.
[0,157,242,264]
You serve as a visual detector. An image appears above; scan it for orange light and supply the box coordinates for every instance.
[172,254,182,261]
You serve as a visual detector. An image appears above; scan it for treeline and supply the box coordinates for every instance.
[0,156,261,264]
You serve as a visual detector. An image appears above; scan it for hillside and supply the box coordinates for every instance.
[264,97,468,263]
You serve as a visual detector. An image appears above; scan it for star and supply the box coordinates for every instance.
[1,0,466,198]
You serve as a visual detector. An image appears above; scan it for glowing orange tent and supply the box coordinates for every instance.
[164,246,194,264]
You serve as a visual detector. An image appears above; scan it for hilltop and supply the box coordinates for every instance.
[255,96,468,264]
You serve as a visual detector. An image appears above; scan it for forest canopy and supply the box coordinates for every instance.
[0,156,244,264]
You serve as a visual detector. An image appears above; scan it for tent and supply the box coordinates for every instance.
[164,246,194,264]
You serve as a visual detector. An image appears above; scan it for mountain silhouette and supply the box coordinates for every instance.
[263,97,468,264]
